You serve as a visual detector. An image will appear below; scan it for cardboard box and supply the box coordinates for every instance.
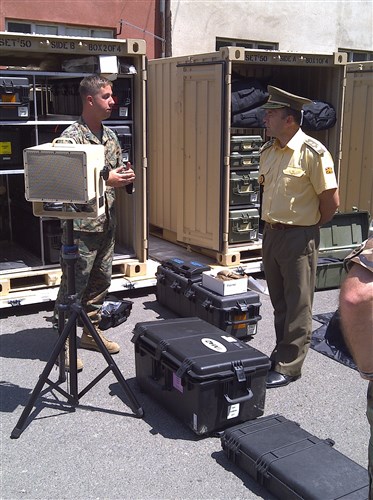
[202,270,247,296]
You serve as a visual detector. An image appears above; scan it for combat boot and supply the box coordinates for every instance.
[56,339,84,372]
[80,326,120,354]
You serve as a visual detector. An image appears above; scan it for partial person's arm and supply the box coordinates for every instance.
[318,188,339,225]
[106,162,135,188]
[340,262,373,379]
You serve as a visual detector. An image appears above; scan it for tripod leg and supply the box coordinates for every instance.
[57,307,67,383]
[78,307,143,418]
[11,311,80,439]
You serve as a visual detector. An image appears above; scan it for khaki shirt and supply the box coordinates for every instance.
[61,117,122,232]
[259,129,338,225]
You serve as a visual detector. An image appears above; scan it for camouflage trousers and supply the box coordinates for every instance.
[54,227,115,326]
[368,381,373,498]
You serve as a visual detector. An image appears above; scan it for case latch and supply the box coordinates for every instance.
[155,339,169,360]
[232,360,246,382]
[176,358,194,378]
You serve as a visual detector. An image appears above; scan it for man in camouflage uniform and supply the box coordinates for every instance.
[340,236,373,496]
[54,75,135,370]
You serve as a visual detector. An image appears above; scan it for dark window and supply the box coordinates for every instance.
[339,48,373,62]
[6,20,114,38]
[216,37,278,51]
[7,22,32,33]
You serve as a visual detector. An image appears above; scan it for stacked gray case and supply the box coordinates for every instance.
[228,135,262,243]
[316,211,370,290]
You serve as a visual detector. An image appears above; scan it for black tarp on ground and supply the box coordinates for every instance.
[311,310,357,371]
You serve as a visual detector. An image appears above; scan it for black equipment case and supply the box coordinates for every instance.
[0,77,30,120]
[156,258,262,339]
[132,317,270,436]
[221,414,370,499]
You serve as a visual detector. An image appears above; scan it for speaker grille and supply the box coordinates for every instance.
[25,150,88,202]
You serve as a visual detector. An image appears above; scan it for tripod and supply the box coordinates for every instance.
[11,219,143,439]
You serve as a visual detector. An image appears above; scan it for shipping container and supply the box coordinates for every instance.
[148,47,349,266]
[0,32,155,308]
[2,40,371,308]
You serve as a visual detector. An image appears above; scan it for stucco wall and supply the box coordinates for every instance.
[0,0,160,58]
[169,0,373,56]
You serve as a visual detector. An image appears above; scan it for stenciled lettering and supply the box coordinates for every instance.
[50,40,69,50]
[305,57,330,65]
[20,40,32,48]
[0,36,122,54]
[88,42,121,53]
[0,38,17,47]
[245,54,268,63]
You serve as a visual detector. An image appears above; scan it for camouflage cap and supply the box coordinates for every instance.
[262,86,312,111]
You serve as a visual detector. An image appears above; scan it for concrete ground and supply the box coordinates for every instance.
[0,280,369,499]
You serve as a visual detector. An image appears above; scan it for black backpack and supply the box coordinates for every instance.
[99,295,133,330]
[302,101,336,131]
[231,78,269,115]
[232,105,266,128]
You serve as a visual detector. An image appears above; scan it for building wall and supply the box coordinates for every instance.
[0,0,160,58]
[169,0,373,56]
[2,0,371,61]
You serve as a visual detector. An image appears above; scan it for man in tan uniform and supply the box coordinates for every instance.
[259,86,339,388]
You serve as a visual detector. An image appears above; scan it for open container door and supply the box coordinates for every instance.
[176,61,226,251]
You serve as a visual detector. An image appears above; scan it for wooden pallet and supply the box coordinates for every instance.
[0,258,150,298]
[0,269,62,297]
[149,226,263,268]
[0,259,158,309]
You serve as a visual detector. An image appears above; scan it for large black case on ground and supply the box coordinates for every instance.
[221,414,370,499]
[132,317,270,436]
[156,260,261,340]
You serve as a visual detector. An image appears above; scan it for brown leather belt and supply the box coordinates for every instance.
[266,222,307,230]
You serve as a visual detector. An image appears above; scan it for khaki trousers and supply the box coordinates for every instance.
[262,224,320,377]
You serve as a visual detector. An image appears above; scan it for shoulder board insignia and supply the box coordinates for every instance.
[260,139,275,153]
[304,137,326,155]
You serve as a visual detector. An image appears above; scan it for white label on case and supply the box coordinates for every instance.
[227,404,240,419]
[193,413,198,430]
[18,107,28,117]
[201,338,227,353]
[172,372,183,393]
[221,336,237,343]
[119,106,128,117]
